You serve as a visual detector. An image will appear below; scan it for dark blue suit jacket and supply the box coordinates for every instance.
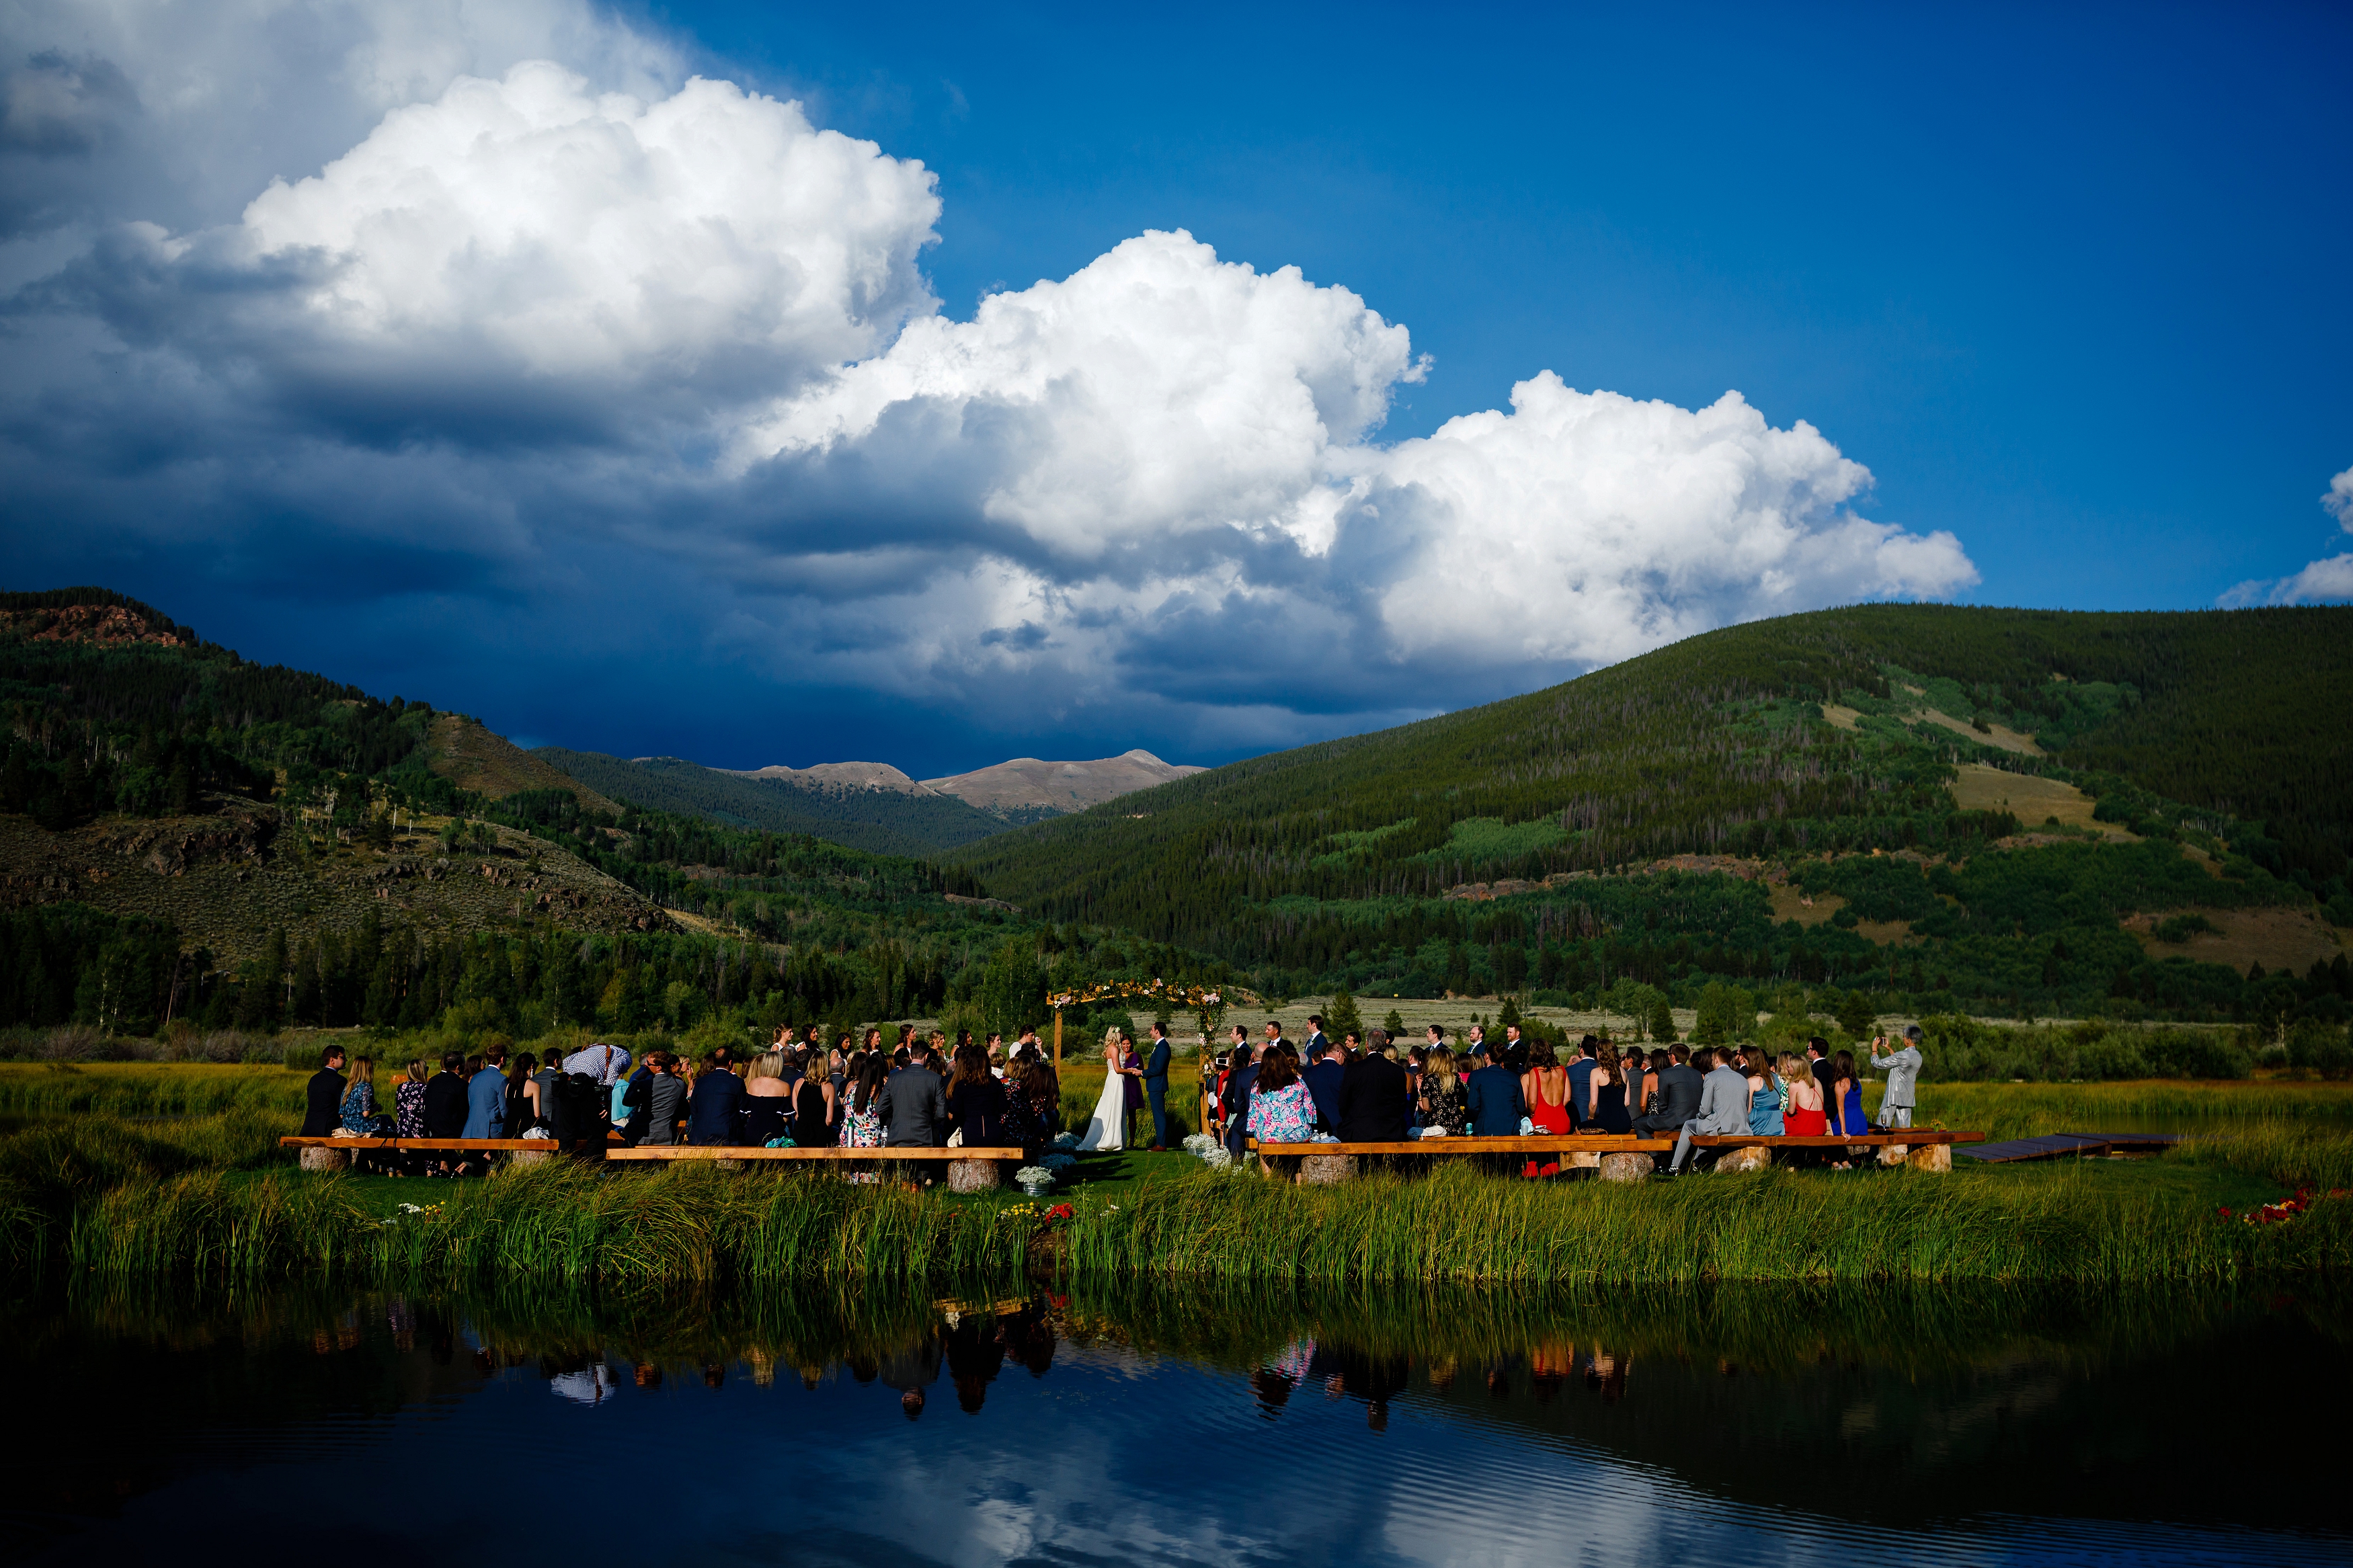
[1301,1060,1345,1131]
[687,1069,747,1145]
[1465,1064,1525,1135]
[1138,1038,1171,1084]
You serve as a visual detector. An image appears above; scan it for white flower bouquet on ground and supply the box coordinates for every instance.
[1014,1166,1057,1196]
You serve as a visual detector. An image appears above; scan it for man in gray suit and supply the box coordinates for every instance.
[1870,1024,1925,1129]
[1630,1044,1701,1137]
[1669,1047,1753,1173]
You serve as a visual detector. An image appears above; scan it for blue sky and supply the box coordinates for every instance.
[3,0,2348,772]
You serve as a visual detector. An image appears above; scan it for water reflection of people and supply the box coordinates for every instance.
[879,1327,941,1419]
[945,1313,1008,1413]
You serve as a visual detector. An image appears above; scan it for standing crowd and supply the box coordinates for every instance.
[301,1025,1077,1175]
[1211,1015,1924,1177]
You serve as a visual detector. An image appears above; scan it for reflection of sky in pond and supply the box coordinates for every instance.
[13,1301,2347,1568]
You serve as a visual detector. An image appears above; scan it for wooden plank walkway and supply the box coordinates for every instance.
[1955,1131,2185,1163]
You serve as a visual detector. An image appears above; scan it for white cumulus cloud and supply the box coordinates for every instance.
[2220,464,2353,607]
[1,12,1985,752]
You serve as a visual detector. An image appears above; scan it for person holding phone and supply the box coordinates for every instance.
[1870,1024,1925,1129]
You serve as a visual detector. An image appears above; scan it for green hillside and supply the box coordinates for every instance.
[952,605,2353,1025]
[532,749,1014,858]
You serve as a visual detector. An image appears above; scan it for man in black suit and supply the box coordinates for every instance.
[1220,1028,1259,1160]
[422,1051,471,1137]
[300,1044,348,1137]
[1301,1014,1329,1063]
[1302,1034,1347,1133]
[1630,1044,1704,1159]
[1337,1042,1410,1143]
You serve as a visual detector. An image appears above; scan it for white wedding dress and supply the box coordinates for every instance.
[1076,1059,1128,1151]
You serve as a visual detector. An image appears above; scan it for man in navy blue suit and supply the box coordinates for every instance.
[1220,1028,1258,1160]
[1138,1021,1173,1150]
[1302,1034,1347,1133]
[1464,1040,1525,1135]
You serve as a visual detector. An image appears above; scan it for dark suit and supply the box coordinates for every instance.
[879,1065,950,1147]
[686,1069,747,1145]
[1631,1063,1704,1136]
[422,1070,469,1138]
[1337,1053,1410,1142]
[301,1067,346,1137]
[1464,1064,1525,1136]
[1301,1059,1345,1132]
[1565,1057,1597,1130]
[1138,1036,1172,1147]
[1220,1059,1257,1159]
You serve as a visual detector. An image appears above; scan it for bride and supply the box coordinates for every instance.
[1075,1029,1133,1151]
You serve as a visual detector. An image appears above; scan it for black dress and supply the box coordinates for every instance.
[1593,1077,1633,1134]
[742,1091,789,1147]
[947,1079,1012,1146]
[792,1079,832,1147]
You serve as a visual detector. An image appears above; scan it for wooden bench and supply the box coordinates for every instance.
[1251,1134,1672,1183]
[1248,1128,1985,1180]
[608,1145,1028,1190]
[280,1135,1029,1190]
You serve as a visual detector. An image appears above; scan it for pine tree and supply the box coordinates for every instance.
[1325,988,1364,1043]
[1648,996,1677,1043]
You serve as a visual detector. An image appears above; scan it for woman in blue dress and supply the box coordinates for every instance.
[1831,1048,1870,1167]
[1743,1049,1784,1137]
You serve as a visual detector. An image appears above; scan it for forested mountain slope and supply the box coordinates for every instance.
[533,749,1013,856]
[950,605,2352,1024]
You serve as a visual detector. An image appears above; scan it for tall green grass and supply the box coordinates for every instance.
[0,1063,309,1118]
[1895,1079,2353,1140]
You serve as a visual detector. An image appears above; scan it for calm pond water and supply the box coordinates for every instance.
[6,1279,2345,1566]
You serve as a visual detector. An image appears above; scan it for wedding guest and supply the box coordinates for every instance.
[339,1056,395,1135]
[505,1051,539,1134]
[1588,1044,1634,1134]
[629,1055,687,1146]
[301,1044,348,1137]
[1870,1024,1925,1129]
[1743,1049,1784,1136]
[947,1044,1014,1145]
[841,1053,889,1149]
[879,1046,951,1147]
[422,1053,469,1139]
[1245,1044,1318,1175]
[1302,1033,1347,1133]
[1521,1043,1573,1178]
[1464,1042,1525,1136]
[395,1060,430,1141]
[462,1049,508,1139]
[1780,1052,1827,1137]
[1220,1028,1259,1161]
[744,1050,793,1146]
[1668,1047,1751,1173]
[687,1056,747,1145]
[1565,1036,1600,1131]
[1338,1034,1410,1142]
[1630,1045,1700,1140]
[1418,1044,1468,1134]
[793,1048,836,1145]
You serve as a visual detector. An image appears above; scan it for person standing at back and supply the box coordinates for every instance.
[301,1044,348,1137]
[1301,1014,1328,1063]
[1564,1036,1600,1133]
[1870,1025,1925,1129]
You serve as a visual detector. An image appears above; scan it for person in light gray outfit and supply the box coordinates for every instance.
[1870,1024,1925,1129]
[1669,1047,1754,1172]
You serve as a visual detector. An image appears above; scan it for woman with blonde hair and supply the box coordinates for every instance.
[1780,1051,1826,1137]
[1418,1044,1468,1135]
[394,1059,430,1139]
[743,1049,793,1146]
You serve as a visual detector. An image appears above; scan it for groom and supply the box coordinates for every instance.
[1137,1022,1173,1151]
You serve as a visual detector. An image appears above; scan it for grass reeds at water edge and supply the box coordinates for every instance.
[0,1063,310,1118]
[1898,1079,2353,1139]
[8,1134,2348,1288]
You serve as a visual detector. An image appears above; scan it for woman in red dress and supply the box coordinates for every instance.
[1779,1050,1827,1135]
[1521,1042,1572,1177]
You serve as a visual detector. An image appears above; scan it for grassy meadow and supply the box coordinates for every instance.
[3,1061,2348,1290]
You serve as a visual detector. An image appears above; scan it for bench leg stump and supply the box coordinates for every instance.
[947,1157,1004,1193]
[1883,1143,1950,1171]
[299,1145,352,1173]
[1597,1152,1652,1184]
[715,1157,746,1172]
[1299,1153,1353,1186]
[509,1149,556,1168]
[1718,1145,1773,1173]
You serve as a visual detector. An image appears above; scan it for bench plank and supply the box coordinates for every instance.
[282,1137,547,1151]
[1252,1136,1674,1155]
[606,1145,1027,1161]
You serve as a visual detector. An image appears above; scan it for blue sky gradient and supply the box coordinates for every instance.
[3,1,2348,772]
